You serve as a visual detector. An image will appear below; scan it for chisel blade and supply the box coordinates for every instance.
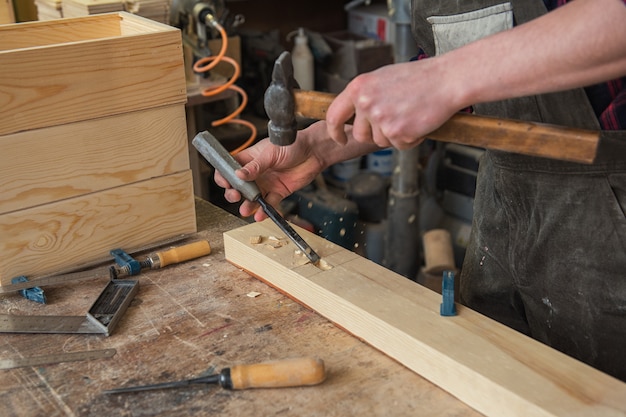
[257,198,320,264]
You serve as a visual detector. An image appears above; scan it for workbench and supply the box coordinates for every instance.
[0,198,480,417]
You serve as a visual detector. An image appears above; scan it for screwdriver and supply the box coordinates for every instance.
[110,240,213,278]
[102,357,326,394]
[192,130,321,264]
[1,240,212,295]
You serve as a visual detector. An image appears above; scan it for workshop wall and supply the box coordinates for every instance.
[227,0,349,49]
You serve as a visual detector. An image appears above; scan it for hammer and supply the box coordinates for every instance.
[263,51,599,164]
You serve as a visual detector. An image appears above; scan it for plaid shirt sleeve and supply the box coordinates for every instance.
[546,0,626,130]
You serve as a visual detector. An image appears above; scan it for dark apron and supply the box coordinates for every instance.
[411,0,626,381]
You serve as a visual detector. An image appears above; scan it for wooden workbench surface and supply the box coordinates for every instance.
[0,199,480,417]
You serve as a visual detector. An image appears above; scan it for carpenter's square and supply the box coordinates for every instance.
[0,279,138,336]
[192,130,321,264]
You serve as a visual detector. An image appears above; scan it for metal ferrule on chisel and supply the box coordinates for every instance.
[192,131,321,264]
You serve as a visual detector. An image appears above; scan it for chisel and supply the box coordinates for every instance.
[192,130,321,264]
[103,357,326,394]
[0,240,212,295]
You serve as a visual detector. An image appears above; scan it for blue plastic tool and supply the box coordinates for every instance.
[110,248,142,277]
[11,276,46,304]
[440,270,457,316]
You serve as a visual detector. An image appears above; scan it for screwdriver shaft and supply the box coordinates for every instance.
[103,375,219,394]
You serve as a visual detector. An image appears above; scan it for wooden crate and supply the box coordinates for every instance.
[0,105,189,215]
[0,12,186,136]
[0,13,195,284]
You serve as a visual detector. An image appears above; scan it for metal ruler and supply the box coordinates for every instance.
[0,279,138,336]
[0,348,117,370]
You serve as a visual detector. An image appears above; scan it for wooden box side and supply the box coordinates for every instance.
[0,104,189,215]
[0,12,186,136]
[0,12,172,51]
[0,170,197,284]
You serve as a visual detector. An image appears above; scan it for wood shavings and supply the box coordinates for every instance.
[292,249,310,267]
[248,234,289,249]
[249,235,263,244]
[264,236,288,249]
[316,259,333,271]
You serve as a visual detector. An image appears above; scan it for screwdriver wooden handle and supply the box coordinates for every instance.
[293,89,599,164]
[154,240,211,268]
[228,357,326,389]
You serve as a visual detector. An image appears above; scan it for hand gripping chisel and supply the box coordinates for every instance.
[192,131,321,264]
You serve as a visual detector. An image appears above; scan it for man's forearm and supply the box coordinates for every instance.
[442,0,626,110]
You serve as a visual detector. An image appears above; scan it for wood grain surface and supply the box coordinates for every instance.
[0,105,189,215]
[0,13,186,136]
[0,200,480,417]
[224,219,626,417]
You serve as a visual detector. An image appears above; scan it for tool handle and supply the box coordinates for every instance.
[192,131,261,201]
[293,90,599,164]
[294,89,336,121]
[154,240,212,268]
[228,357,326,390]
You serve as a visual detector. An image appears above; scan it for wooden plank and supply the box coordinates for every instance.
[0,12,186,136]
[0,0,15,24]
[224,220,626,417]
[0,170,196,284]
[61,0,124,17]
[0,104,189,215]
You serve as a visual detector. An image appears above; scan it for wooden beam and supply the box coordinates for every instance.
[224,219,626,417]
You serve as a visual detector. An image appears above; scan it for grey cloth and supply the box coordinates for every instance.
[462,141,626,381]
[411,0,626,380]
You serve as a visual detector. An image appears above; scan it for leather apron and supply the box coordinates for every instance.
[411,0,626,381]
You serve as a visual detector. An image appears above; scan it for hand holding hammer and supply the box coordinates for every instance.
[263,51,599,164]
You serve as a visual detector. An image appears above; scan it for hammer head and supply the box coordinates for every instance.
[264,51,298,146]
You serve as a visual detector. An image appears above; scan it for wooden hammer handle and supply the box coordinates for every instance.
[293,89,599,164]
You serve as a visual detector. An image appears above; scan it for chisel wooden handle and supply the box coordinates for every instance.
[293,89,599,164]
[228,357,326,389]
[151,240,211,268]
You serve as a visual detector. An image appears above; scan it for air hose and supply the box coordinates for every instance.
[192,14,256,155]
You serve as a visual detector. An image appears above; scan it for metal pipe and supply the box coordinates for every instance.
[383,148,420,279]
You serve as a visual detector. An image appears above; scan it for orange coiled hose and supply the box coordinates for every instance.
[192,22,257,155]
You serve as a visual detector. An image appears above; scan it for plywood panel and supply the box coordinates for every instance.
[0,12,186,136]
[0,105,189,215]
[0,170,196,283]
[224,220,626,417]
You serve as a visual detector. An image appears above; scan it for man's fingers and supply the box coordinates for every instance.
[351,115,373,144]
[326,92,357,145]
[240,200,262,219]
[214,169,231,189]
[224,188,242,203]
